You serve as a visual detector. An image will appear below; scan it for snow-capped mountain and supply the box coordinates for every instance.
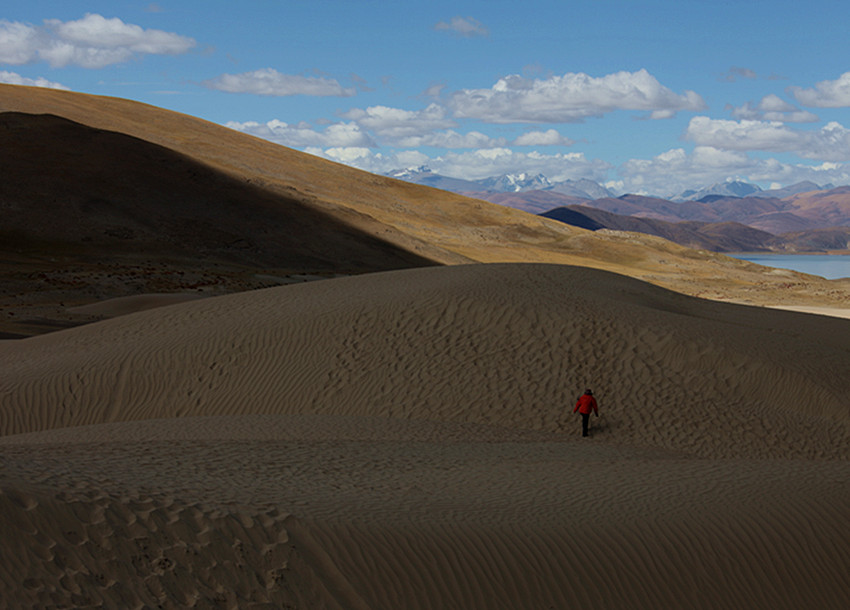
[386,168,612,199]
[761,181,833,198]
[676,180,763,201]
[550,179,614,200]
[477,173,552,193]
[385,167,483,192]
[386,166,430,181]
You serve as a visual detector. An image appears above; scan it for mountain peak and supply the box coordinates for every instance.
[677,180,763,201]
[387,166,433,179]
[480,173,552,192]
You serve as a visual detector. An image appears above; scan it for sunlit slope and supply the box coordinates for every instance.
[2,83,848,306]
[2,264,848,458]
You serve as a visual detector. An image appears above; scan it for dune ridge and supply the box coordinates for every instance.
[3,264,849,457]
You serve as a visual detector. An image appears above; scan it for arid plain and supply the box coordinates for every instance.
[1,85,849,608]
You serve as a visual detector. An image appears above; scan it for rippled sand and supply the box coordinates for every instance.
[2,264,848,608]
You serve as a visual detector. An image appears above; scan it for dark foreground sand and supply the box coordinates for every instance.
[1,264,848,608]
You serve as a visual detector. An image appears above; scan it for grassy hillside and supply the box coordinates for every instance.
[2,84,850,337]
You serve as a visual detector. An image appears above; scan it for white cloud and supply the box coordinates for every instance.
[790,72,850,108]
[728,94,819,123]
[0,14,195,68]
[294,132,850,197]
[0,20,40,64]
[322,147,375,164]
[393,130,507,149]
[341,104,456,138]
[685,117,850,161]
[228,102,509,152]
[686,117,803,152]
[758,94,796,113]
[447,69,706,123]
[226,119,373,148]
[619,146,850,197]
[305,145,611,183]
[204,68,355,97]
[434,149,611,182]
[621,146,751,190]
[648,109,676,120]
[512,129,574,146]
[0,70,69,90]
[434,16,489,37]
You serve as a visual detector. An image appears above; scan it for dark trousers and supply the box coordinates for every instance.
[581,413,590,437]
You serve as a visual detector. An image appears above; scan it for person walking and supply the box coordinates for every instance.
[573,389,599,437]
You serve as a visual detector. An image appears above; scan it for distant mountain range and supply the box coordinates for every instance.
[387,168,850,253]
[386,167,835,203]
[541,205,850,253]
[386,167,615,200]
[538,190,850,252]
[676,180,834,202]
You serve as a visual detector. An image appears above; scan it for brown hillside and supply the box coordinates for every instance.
[467,190,589,214]
[2,83,850,338]
[785,185,850,227]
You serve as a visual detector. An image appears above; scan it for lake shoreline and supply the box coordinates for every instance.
[728,253,850,280]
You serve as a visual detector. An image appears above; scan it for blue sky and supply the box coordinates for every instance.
[3,0,850,196]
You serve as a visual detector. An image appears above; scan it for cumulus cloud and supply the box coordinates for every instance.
[305,145,611,183]
[434,16,489,37]
[619,146,850,197]
[319,146,375,165]
[512,129,574,146]
[447,69,706,123]
[728,94,819,123]
[230,105,505,150]
[288,126,850,197]
[225,120,373,148]
[434,149,611,182]
[341,104,456,139]
[789,71,850,108]
[0,13,195,68]
[685,116,850,161]
[203,68,355,97]
[0,70,69,90]
[393,130,507,149]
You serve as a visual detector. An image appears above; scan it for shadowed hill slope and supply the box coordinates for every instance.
[0,112,438,272]
[541,205,780,252]
[3,83,850,339]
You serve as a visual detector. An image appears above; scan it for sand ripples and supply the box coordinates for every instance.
[2,264,849,607]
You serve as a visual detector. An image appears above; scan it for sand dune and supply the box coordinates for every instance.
[3,84,848,608]
[1,263,849,608]
[2,264,848,457]
[2,414,848,609]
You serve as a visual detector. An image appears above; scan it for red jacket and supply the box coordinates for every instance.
[573,394,598,415]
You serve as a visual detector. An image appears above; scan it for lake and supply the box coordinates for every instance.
[729,254,850,280]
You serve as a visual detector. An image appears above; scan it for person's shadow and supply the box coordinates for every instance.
[588,413,606,436]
